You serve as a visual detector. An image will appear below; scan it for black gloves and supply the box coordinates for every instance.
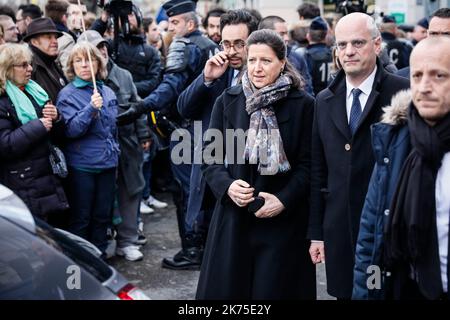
[116,101,147,126]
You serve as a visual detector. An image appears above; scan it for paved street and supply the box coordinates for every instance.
[109,192,334,300]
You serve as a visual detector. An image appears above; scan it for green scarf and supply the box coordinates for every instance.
[5,80,49,125]
[72,76,104,89]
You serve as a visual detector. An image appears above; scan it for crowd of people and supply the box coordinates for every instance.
[0,0,449,300]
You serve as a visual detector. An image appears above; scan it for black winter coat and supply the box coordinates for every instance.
[197,85,316,300]
[0,94,69,220]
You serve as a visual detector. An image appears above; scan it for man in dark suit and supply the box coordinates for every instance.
[162,10,258,270]
[307,12,410,299]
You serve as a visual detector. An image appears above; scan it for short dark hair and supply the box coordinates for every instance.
[308,29,327,42]
[143,17,154,33]
[243,8,262,26]
[203,8,226,29]
[297,3,320,20]
[220,9,258,36]
[0,5,15,23]
[258,15,285,30]
[247,29,302,90]
[432,8,450,19]
[45,0,70,25]
[20,4,43,20]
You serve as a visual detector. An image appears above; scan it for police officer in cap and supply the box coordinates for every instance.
[380,15,413,70]
[296,16,332,96]
[117,0,218,270]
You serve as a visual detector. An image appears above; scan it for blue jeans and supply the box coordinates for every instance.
[67,167,116,253]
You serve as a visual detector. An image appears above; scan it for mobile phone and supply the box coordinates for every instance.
[248,196,265,214]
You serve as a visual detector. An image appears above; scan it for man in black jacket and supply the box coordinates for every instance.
[24,17,67,103]
[307,12,410,299]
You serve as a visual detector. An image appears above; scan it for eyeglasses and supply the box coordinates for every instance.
[428,31,450,36]
[219,39,246,51]
[13,62,31,69]
[336,38,375,51]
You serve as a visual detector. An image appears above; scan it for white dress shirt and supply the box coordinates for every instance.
[345,66,377,123]
[204,69,241,87]
[231,69,241,87]
[436,152,450,293]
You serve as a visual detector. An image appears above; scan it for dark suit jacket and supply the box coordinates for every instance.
[307,59,410,298]
[197,85,316,299]
[177,69,234,227]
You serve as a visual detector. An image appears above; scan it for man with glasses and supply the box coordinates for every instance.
[307,12,409,300]
[167,9,258,270]
[0,15,19,43]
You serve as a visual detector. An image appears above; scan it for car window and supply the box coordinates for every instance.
[0,218,114,300]
[34,219,113,283]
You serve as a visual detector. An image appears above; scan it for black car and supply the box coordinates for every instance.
[0,184,149,300]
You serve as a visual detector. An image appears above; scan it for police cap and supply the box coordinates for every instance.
[417,17,429,29]
[309,17,328,31]
[162,0,196,17]
[382,15,396,23]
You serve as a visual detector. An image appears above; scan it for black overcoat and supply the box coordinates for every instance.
[307,60,410,298]
[197,85,316,300]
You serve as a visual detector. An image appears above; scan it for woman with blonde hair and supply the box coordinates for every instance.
[57,41,119,256]
[0,43,69,221]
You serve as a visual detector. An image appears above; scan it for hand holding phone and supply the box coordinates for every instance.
[248,196,265,214]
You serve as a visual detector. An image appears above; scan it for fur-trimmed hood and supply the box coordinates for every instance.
[380,89,411,125]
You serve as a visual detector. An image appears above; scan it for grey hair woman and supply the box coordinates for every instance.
[64,41,108,82]
[56,41,119,256]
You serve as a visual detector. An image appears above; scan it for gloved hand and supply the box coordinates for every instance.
[116,101,147,126]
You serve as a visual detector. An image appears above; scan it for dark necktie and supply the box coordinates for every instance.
[349,88,362,135]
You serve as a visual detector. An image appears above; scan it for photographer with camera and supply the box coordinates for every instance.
[91,1,161,99]
[78,30,150,261]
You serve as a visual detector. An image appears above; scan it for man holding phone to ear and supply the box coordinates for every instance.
[170,9,258,270]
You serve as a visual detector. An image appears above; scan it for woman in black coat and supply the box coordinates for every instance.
[0,44,69,221]
[196,30,316,299]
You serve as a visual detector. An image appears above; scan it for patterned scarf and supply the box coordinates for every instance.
[242,72,292,175]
